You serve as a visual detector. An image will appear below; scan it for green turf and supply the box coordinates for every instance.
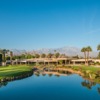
[72,66,100,73]
[0,65,32,79]
[58,65,100,83]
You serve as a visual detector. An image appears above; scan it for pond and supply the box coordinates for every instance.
[0,73,100,100]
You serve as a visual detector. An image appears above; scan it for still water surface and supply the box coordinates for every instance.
[0,74,100,100]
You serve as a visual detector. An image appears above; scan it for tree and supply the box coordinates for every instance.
[6,56,10,60]
[0,49,9,66]
[72,55,79,59]
[20,54,26,59]
[97,52,100,59]
[47,53,52,58]
[10,51,13,64]
[26,54,33,59]
[0,54,2,63]
[97,44,100,59]
[54,52,60,58]
[41,53,46,58]
[97,44,100,51]
[60,54,66,58]
[34,54,40,58]
[86,46,92,65]
[12,55,21,60]
[81,47,87,65]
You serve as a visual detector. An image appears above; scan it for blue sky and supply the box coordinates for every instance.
[0,0,100,50]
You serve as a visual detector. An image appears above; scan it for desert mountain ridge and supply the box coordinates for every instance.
[11,46,98,57]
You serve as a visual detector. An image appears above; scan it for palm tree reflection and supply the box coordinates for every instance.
[81,80,96,90]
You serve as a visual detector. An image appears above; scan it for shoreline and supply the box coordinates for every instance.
[0,71,33,83]
[33,65,100,84]
[0,65,33,83]
[0,65,100,84]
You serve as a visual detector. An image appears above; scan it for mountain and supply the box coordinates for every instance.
[11,49,27,55]
[11,46,98,57]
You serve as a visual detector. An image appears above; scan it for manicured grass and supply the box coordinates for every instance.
[59,65,100,73]
[59,65,100,83]
[71,66,100,83]
[71,66,100,73]
[0,65,32,79]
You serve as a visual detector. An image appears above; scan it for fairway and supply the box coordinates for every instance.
[0,65,32,79]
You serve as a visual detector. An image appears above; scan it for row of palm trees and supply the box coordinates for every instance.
[81,44,100,65]
[0,49,13,65]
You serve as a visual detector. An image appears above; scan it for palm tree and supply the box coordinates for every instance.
[54,52,60,58]
[0,49,9,66]
[0,53,2,63]
[97,44,100,59]
[97,44,100,51]
[53,50,56,57]
[86,46,92,65]
[81,47,87,65]
[10,51,13,65]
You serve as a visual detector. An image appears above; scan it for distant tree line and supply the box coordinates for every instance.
[12,52,67,60]
[0,44,100,65]
[0,49,68,64]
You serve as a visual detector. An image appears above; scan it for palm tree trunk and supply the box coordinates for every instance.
[87,51,89,66]
[10,56,12,65]
[3,53,6,66]
[84,52,87,65]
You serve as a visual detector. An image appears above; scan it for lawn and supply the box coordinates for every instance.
[58,65,100,82]
[0,65,32,79]
[71,66,100,73]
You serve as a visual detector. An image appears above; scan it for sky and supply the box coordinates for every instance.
[0,0,100,50]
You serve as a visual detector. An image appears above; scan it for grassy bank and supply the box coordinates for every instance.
[0,65,33,82]
[58,66,100,83]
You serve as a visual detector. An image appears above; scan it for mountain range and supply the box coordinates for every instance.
[11,46,98,57]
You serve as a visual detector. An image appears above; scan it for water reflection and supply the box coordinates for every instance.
[42,73,46,76]
[0,71,100,95]
[81,80,100,94]
[34,73,40,77]
[0,82,8,88]
[81,80,96,90]
[58,70,72,75]
[48,74,53,77]
[55,74,60,77]
[98,88,100,94]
